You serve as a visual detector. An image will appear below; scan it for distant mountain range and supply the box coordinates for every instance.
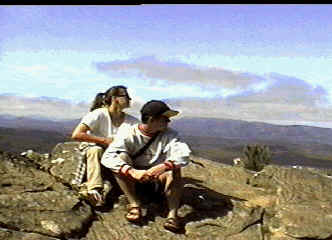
[2,115,332,144]
[0,114,78,135]
[172,117,332,169]
[174,117,332,144]
[1,114,332,169]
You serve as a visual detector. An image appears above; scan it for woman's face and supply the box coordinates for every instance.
[114,88,131,109]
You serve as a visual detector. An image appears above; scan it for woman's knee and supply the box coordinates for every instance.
[86,146,104,158]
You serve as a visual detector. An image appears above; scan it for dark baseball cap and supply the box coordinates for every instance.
[140,100,179,118]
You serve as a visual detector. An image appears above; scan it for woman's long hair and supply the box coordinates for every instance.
[89,85,128,112]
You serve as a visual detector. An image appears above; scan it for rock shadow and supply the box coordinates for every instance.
[179,177,234,225]
[93,170,234,234]
[125,177,234,233]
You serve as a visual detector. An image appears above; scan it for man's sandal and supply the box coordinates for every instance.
[163,217,182,232]
[126,204,142,223]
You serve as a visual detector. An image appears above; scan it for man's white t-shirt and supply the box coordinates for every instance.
[101,124,191,172]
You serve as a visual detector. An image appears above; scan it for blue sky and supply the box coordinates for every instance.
[1,5,332,127]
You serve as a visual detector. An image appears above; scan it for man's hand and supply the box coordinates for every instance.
[146,164,168,180]
[128,169,151,182]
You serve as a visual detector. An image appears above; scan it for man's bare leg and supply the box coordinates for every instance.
[159,168,183,219]
[113,153,142,222]
[113,174,141,207]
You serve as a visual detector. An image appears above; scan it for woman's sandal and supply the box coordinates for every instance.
[79,189,105,207]
[163,217,182,232]
[125,205,142,223]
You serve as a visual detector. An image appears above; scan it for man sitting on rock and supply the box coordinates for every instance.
[101,100,191,232]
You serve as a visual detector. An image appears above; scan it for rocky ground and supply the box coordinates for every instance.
[1,142,332,240]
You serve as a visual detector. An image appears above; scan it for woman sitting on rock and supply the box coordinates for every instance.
[72,85,139,206]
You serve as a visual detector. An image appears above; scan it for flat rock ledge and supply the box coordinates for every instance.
[1,142,332,240]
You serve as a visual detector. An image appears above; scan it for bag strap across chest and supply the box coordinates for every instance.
[131,131,160,160]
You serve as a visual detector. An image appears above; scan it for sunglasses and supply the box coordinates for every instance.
[116,94,132,100]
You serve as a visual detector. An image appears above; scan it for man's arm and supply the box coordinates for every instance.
[101,127,153,183]
[147,135,192,179]
[119,163,151,182]
[101,151,151,182]
[146,160,177,179]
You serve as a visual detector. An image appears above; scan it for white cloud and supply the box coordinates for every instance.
[95,56,264,90]
[0,95,90,120]
[94,56,332,127]
[165,73,332,126]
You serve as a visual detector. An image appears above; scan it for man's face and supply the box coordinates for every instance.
[149,115,170,132]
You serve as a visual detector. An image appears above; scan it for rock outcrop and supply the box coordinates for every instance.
[1,142,332,240]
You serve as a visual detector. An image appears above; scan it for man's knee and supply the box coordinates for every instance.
[160,169,182,185]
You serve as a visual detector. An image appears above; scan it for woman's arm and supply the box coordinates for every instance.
[71,123,113,147]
